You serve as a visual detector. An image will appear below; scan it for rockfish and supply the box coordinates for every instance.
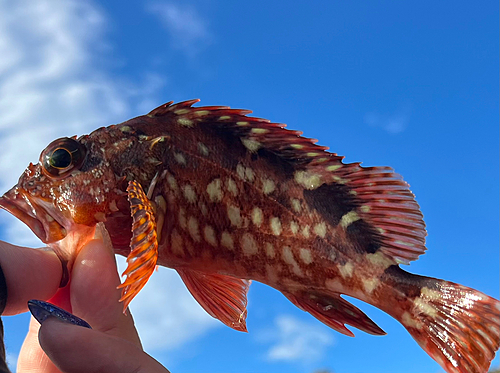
[0,100,498,373]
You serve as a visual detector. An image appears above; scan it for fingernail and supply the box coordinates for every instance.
[28,300,92,329]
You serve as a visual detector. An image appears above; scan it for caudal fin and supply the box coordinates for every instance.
[399,279,500,373]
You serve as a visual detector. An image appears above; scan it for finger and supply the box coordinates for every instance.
[17,316,60,373]
[17,284,72,373]
[39,319,169,373]
[0,241,61,316]
[69,239,141,346]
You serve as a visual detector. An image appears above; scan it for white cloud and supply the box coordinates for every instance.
[261,315,334,364]
[6,351,17,372]
[364,106,412,134]
[0,0,216,362]
[146,2,212,57]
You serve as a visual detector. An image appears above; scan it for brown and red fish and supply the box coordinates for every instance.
[0,100,499,372]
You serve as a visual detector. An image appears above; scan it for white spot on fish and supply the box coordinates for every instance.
[226,178,238,196]
[221,231,234,250]
[366,252,394,269]
[236,121,248,126]
[174,152,187,165]
[120,125,132,133]
[265,242,275,258]
[206,178,222,202]
[203,225,217,247]
[227,205,242,227]
[362,278,379,294]
[294,170,322,190]
[313,222,327,238]
[290,221,299,235]
[262,178,276,194]
[360,205,370,213]
[282,246,303,276]
[219,115,231,120]
[270,217,282,236]
[251,127,268,134]
[299,248,313,265]
[401,311,421,329]
[420,287,442,302]
[236,164,246,180]
[195,110,210,116]
[340,210,360,228]
[241,138,262,152]
[241,233,258,256]
[182,184,197,204]
[198,142,209,156]
[167,174,179,192]
[178,117,193,127]
[326,164,341,172]
[291,198,301,213]
[187,216,201,242]
[338,262,354,278]
[245,167,255,182]
[251,207,263,227]
[175,108,190,115]
[414,298,437,318]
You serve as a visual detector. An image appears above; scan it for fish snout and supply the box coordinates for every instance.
[0,186,66,243]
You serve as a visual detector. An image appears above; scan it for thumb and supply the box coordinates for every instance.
[39,318,169,373]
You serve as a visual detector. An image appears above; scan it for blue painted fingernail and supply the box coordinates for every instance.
[28,300,92,329]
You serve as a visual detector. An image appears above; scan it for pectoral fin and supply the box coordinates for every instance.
[177,268,250,332]
[118,180,159,312]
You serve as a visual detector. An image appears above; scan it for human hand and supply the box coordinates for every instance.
[0,238,169,372]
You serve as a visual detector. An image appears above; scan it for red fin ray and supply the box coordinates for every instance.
[177,269,250,332]
[118,180,159,312]
[283,291,386,337]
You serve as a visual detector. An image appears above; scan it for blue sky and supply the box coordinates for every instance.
[0,1,498,372]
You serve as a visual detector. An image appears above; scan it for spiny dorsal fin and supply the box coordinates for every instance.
[148,100,427,264]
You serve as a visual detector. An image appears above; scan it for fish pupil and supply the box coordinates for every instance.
[50,148,72,169]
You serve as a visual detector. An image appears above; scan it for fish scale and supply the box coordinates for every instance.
[0,99,498,373]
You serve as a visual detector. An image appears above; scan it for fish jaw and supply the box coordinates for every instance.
[0,185,66,244]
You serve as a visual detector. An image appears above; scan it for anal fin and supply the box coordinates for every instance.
[118,180,159,312]
[177,269,250,332]
[283,290,386,337]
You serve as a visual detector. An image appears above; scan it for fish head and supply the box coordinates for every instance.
[0,135,124,245]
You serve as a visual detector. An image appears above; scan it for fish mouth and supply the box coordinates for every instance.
[0,186,67,244]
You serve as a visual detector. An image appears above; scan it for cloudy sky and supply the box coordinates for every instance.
[0,1,498,372]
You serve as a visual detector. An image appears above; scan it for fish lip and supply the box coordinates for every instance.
[0,186,66,244]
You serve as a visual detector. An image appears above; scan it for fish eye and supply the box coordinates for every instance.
[41,137,87,177]
[49,148,72,169]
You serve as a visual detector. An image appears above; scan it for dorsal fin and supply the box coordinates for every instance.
[147,100,427,264]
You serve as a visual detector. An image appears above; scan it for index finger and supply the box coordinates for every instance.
[0,241,62,315]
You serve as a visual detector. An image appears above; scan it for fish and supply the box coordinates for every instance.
[0,99,498,373]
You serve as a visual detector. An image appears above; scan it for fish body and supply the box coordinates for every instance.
[0,100,499,373]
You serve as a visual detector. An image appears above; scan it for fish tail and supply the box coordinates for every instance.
[386,267,500,373]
